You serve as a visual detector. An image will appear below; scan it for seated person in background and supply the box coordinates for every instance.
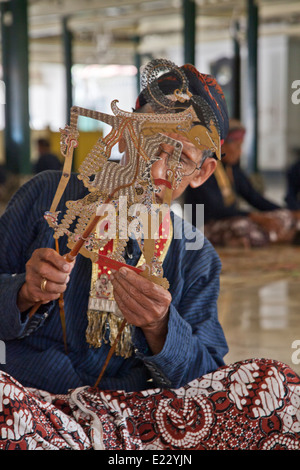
[33,138,62,174]
[0,164,7,200]
[285,153,300,211]
[185,119,296,247]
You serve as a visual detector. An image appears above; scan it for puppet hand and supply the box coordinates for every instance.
[17,248,75,312]
[111,267,172,354]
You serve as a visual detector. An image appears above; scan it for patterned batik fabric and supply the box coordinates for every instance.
[0,358,299,450]
[204,216,270,248]
[204,210,296,248]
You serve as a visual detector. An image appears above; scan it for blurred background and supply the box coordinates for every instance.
[0,1,299,192]
[0,0,299,373]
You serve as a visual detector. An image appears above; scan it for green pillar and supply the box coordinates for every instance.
[183,0,196,65]
[1,0,30,174]
[247,0,259,173]
[135,52,141,96]
[233,21,241,120]
[133,35,141,95]
[62,17,73,125]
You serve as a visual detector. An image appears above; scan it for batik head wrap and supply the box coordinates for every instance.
[135,63,229,152]
[224,119,246,143]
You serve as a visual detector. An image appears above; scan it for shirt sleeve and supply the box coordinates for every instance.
[234,166,280,212]
[0,174,57,340]
[184,176,249,225]
[133,238,228,389]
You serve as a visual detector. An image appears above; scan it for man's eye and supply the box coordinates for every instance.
[179,155,190,164]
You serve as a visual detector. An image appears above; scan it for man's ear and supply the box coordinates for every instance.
[189,158,217,188]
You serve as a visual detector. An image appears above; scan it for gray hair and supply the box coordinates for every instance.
[199,149,215,168]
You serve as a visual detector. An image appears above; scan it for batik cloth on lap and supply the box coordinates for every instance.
[0,358,299,450]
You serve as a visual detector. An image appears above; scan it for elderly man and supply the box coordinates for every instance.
[0,60,299,451]
[0,60,229,395]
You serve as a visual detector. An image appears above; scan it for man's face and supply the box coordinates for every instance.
[222,139,244,165]
[120,103,217,205]
[150,132,204,203]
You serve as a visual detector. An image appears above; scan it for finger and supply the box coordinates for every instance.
[41,249,75,273]
[111,269,171,326]
[113,288,143,324]
[31,248,75,275]
[39,265,71,285]
[112,275,155,314]
[22,280,62,306]
[113,286,162,328]
[24,249,74,304]
[26,263,70,289]
[27,249,75,284]
[40,275,70,294]
[115,267,170,302]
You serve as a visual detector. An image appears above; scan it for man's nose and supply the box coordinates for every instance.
[152,146,174,172]
[159,149,173,166]
[151,151,170,178]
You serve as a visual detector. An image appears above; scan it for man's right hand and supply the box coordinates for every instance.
[17,248,75,313]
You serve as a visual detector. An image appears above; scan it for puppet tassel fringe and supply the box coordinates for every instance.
[86,310,133,359]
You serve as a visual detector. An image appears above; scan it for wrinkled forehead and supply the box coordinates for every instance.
[122,104,221,160]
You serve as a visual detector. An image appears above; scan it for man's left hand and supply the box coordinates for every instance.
[111,267,172,354]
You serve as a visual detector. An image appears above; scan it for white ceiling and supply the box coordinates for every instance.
[4,0,300,65]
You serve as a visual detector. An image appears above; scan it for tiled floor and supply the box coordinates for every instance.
[217,245,300,376]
